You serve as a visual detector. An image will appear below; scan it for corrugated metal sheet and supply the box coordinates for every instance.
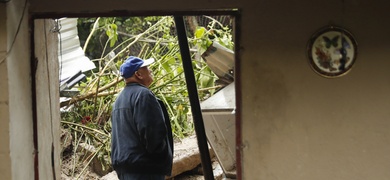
[201,82,236,175]
[201,42,234,85]
[58,18,95,83]
[201,82,235,112]
[201,42,236,176]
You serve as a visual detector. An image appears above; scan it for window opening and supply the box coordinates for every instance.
[35,12,239,180]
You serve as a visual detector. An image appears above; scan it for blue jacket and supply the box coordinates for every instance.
[111,83,173,175]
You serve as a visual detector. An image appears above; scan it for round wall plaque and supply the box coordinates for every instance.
[307,26,358,78]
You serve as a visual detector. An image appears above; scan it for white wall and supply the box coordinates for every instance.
[4,0,35,179]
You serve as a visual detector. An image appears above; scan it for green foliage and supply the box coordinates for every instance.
[105,23,118,47]
[61,15,233,178]
[194,27,212,52]
[193,16,234,54]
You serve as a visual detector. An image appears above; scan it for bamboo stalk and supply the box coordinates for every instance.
[61,121,108,137]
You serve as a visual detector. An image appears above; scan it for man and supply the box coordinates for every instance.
[111,56,173,180]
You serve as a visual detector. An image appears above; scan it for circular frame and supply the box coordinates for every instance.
[307,26,358,78]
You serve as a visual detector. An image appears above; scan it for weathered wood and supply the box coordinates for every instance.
[34,19,61,180]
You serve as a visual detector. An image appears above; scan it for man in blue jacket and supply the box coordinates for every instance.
[111,56,173,180]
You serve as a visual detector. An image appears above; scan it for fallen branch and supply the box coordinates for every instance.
[60,77,123,108]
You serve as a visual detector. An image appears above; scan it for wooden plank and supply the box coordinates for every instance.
[34,19,61,180]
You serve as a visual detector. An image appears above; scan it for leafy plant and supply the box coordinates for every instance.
[61,15,234,179]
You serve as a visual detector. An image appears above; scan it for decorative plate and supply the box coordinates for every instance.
[307,26,358,78]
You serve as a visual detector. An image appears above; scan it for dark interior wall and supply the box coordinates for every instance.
[0,3,11,179]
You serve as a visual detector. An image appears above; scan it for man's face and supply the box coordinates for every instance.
[138,66,153,87]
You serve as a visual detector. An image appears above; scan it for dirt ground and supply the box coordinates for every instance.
[60,135,226,180]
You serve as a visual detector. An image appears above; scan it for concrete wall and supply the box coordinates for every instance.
[1,0,390,179]
[2,0,35,179]
[240,1,390,179]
